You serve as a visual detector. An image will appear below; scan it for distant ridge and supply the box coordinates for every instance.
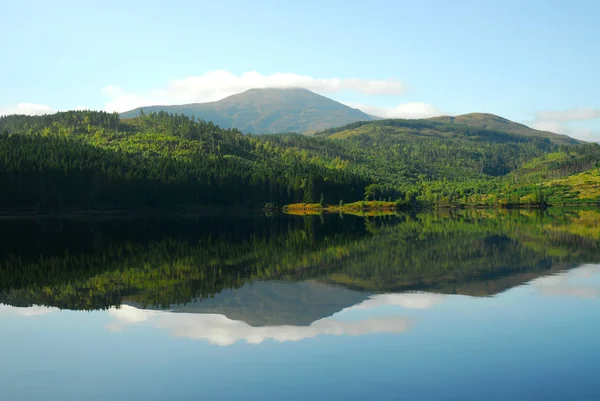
[316,112,580,146]
[121,88,579,144]
[427,113,579,144]
[120,88,374,134]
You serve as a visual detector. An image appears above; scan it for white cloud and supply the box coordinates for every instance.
[0,103,88,116]
[0,102,54,116]
[536,108,600,122]
[529,107,600,141]
[530,120,600,142]
[102,70,408,112]
[107,305,411,346]
[565,128,600,142]
[343,101,442,119]
[530,120,563,133]
[103,91,155,114]
[0,303,59,317]
[166,70,406,98]
[0,71,423,118]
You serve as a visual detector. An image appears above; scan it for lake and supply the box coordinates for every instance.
[0,209,599,400]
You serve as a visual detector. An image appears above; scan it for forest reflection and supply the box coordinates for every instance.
[2,265,598,345]
[0,208,599,315]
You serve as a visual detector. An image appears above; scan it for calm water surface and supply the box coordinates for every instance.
[0,210,599,400]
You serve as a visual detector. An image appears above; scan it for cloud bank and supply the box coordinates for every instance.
[530,107,600,141]
[0,103,54,116]
[0,71,411,117]
[102,70,409,113]
[536,108,600,122]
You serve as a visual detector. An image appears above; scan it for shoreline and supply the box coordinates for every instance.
[0,201,597,218]
[281,201,600,216]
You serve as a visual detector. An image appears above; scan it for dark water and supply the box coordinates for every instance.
[0,209,599,400]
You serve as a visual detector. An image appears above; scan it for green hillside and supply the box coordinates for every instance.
[504,149,600,205]
[317,113,580,146]
[120,88,373,134]
[428,113,579,144]
[0,111,370,211]
[0,109,597,212]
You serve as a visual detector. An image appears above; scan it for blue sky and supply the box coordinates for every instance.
[1,0,599,140]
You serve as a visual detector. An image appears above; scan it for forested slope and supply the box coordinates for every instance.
[0,111,367,211]
[427,113,579,144]
[0,109,598,212]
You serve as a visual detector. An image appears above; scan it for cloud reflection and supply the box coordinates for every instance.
[0,304,59,317]
[105,292,456,345]
[532,265,600,299]
[351,293,446,310]
[107,305,411,346]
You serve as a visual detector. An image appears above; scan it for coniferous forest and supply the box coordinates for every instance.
[0,110,599,212]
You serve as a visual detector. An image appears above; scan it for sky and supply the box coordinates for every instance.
[1,0,599,140]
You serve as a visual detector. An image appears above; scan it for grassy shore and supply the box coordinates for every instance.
[282,201,399,216]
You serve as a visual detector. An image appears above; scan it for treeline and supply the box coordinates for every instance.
[1,110,599,211]
[0,111,370,211]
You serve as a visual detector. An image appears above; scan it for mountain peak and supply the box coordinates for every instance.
[121,87,372,134]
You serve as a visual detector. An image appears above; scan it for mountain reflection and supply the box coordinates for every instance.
[127,281,369,327]
[105,264,600,345]
[1,265,599,345]
[106,300,412,346]
[0,209,599,319]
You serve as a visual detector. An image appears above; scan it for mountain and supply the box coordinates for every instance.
[427,113,579,144]
[120,88,374,134]
[318,113,580,146]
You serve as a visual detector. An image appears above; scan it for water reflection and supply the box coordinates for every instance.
[102,290,452,345]
[105,264,600,344]
[533,264,600,299]
[0,303,58,317]
[1,211,599,401]
[106,303,412,346]
[1,209,599,313]
[2,265,599,347]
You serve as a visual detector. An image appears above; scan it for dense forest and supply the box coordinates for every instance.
[0,110,599,212]
[0,210,598,311]
[0,111,367,211]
